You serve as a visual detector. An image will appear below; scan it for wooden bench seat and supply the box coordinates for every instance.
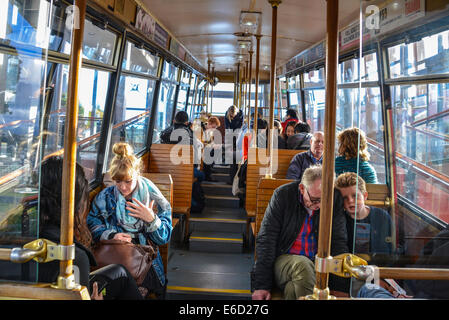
[147,143,194,241]
[245,148,305,239]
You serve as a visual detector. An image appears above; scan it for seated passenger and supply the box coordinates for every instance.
[274,119,287,149]
[37,156,143,300]
[286,131,324,181]
[286,122,312,150]
[335,172,392,255]
[203,116,222,181]
[281,108,299,132]
[251,165,349,300]
[225,105,243,130]
[160,110,193,145]
[283,121,296,142]
[87,142,172,299]
[335,127,378,184]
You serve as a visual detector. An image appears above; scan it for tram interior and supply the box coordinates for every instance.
[0,0,448,300]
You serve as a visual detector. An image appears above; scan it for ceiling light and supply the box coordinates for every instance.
[239,11,261,30]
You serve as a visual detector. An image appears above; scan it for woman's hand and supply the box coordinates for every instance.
[126,198,155,223]
[90,282,104,300]
[113,233,132,243]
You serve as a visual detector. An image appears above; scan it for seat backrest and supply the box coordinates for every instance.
[255,178,294,237]
[148,143,194,214]
[142,172,173,275]
[245,148,305,217]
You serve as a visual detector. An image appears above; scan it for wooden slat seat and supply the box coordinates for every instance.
[255,178,294,238]
[142,172,174,274]
[245,148,305,219]
[148,143,194,240]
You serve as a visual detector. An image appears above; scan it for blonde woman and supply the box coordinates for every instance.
[335,127,378,184]
[87,142,172,299]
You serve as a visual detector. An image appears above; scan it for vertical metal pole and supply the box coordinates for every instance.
[309,0,339,300]
[266,0,281,178]
[236,62,241,108]
[59,0,86,289]
[253,35,261,147]
[248,50,253,126]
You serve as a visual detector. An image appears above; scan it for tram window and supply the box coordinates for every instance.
[304,68,325,88]
[180,70,191,85]
[81,19,117,65]
[0,0,58,51]
[337,87,386,183]
[186,73,197,116]
[388,29,449,78]
[212,82,235,115]
[391,82,449,222]
[161,60,178,82]
[176,85,189,114]
[0,52,44,238]
[287,75,302,119]
[152,81,177,143]
[108,75,156,162]
[338,52,378,83]
[43,64,111,181]
[122,41,159,76]
[304,89,325,132]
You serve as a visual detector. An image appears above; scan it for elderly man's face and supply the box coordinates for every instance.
[299,178,322,211]
[310,133,324,159]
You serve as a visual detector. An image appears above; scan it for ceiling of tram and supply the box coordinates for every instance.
[141,0,360,75]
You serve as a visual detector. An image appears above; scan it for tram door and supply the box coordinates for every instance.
[0,0,88,299]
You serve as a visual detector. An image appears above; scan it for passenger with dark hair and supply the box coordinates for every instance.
[251,165,349,300]
[160,110,193,144]
[37,156,143,300]
[286,131,324,181]
[286,122,312,150]
[335,127,378,184]
[284,121,296,141]
[281,108,299,132]
[88,143,172,299]
[274,120,287,149]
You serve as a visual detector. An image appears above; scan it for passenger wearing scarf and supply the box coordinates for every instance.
[88,142,172,299]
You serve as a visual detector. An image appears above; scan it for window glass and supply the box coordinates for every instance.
[0,0,55,50]
[287,75,301,116]
[181,70,191,85]
[161,60,178,81]
[303,68,325,88]
[388,29,449,78]
[337,87,385,183]
[303,89,325,131]
[122,41,159,76]
[81,19,117,65]
[152,82,177,142]
[176,86,188,114]
[44,64,110,181]
[108,75,156,163]
[338,52,378,83]
[391,83,449,222]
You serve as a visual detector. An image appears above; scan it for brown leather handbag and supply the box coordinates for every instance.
[92,239,158,286]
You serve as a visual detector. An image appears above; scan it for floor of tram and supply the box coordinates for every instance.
[166,164,254,300]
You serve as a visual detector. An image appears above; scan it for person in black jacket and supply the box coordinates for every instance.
[160,110,193,145]
[37,156,143,300]
[251,165,349,300]
[285,131,324,181]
